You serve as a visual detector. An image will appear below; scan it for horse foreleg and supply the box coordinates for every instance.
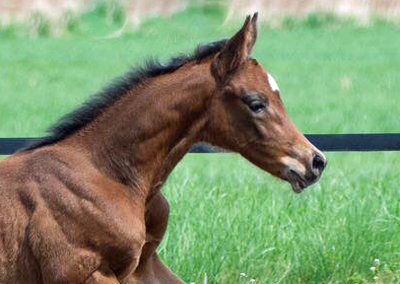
[137,253,186,284]
[126,252,185,284]
[126,193,185,284]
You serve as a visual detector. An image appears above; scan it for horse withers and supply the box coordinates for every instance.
[0,14,326,284]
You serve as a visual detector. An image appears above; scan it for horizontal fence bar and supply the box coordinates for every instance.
[190,133,400,153]
[1,134,400,155]
[306,134,400,152]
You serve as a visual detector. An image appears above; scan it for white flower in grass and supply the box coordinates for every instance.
[249,279,256,283]
[374,276,379,280]
[370,266,376,272]
[374,258,380,264]
[240,273,247,277]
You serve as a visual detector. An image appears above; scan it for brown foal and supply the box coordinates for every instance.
[0,14,326,284]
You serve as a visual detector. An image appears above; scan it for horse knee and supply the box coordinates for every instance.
[145,193,170,238]
[135,194,170,269]
[130,253,185,284]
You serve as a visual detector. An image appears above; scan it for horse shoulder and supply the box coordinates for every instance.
[1,148,146,282]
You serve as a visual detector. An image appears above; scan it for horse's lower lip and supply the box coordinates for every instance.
[289,170,308,193]
[290,181,305,193]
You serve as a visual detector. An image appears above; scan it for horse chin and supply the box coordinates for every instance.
[242,153,309,194]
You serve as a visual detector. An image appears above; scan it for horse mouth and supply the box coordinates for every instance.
[288,170,308,193]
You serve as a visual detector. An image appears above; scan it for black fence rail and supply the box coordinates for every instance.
[1,134,400,155]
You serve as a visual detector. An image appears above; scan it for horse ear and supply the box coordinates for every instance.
[211,12,258,85]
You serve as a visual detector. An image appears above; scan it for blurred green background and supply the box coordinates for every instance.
[0,3,399,284]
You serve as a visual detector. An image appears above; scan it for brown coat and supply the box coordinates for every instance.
[0,14,325,284]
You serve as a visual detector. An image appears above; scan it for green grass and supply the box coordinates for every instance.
[163,153,399,284]
[0,5,399,284]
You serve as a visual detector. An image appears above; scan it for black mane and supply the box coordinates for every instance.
[24,39,227,151]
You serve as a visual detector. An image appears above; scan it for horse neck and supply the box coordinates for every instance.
[67,62,214,198]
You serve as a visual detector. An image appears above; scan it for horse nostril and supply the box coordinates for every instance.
[312,153,326,173]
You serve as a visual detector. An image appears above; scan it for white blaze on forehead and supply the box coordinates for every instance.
[267,73,280,92]
[280,156,306,176]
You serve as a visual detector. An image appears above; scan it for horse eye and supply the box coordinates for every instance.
[241,93,267,113]
[248,100,266,113]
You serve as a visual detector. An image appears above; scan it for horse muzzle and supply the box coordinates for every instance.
[283,152,327,193]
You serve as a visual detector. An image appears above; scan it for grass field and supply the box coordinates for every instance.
[0,4,399,284]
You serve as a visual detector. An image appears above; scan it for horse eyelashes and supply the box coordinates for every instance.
[241,93,268,113]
